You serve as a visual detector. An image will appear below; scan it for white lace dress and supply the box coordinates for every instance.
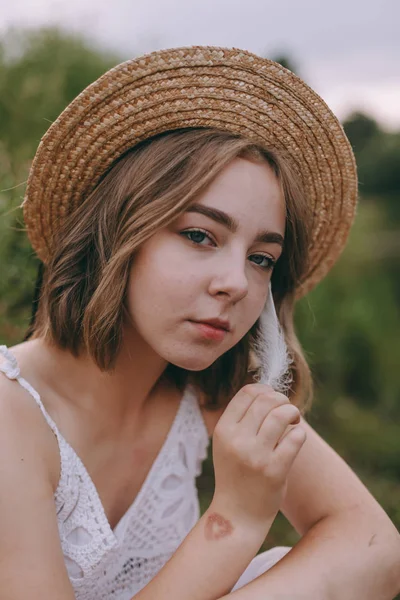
[0,345,290,598]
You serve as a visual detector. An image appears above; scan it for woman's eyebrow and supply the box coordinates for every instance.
[185,203,284,246]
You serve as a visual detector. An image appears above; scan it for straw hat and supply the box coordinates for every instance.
[23,45,358,298]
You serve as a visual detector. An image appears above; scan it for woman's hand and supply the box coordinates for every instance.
[211,383,306,529]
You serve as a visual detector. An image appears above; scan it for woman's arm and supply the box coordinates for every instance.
[221,418,400,600]
[0,380,76,600]
[135,383,307,600]
[136,411,399,600]
[134,496,275,600]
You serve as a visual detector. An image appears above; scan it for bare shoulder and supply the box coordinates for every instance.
[0,344,60,493]
[0,350,74,597]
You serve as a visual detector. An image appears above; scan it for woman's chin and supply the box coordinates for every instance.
[167,351,219,372]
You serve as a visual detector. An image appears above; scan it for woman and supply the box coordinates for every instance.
[0,46,399,600]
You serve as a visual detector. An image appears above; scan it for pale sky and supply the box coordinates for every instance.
[1,0,399,129]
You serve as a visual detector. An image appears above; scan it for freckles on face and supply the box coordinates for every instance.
[125,156,286,371]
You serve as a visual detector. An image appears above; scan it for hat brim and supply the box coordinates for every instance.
[23,46,358,298]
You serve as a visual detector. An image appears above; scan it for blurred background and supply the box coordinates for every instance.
[0,0,399,568]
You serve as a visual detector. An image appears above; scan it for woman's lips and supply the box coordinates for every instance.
[189,321,228,341]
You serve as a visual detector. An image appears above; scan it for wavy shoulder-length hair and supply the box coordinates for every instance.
[29,128,313,412]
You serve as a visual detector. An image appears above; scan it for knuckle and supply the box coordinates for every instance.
[242,385,289,407]
[289,425,307,444]
[270,404,299,422]
[265,410,282,428]
[241,383,268,397]
[286,405,301,422]
[229,435,250,458]
[213,420,233,443]
[244,450,259,465]
[263,392,289,408]
[213,419,225,436]
[272,391,290,403]
[252,457,267,472]
[250,400,268,420]
[263,462,284,485]
[283,425,307,447]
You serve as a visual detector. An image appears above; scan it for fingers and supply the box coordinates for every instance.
[216,385,302,471]
[273,425,307,473]
[219,384,272,423]
[239,387,290,435]
[256,403,301,449]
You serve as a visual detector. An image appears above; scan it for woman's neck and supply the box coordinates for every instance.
[23,332,169,434]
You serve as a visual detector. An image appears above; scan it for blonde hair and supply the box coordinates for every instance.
[31,128,313,411]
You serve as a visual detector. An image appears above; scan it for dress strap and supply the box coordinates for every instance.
[0,345,62,440]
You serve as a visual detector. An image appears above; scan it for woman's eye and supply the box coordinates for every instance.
[181,229,215,246]
[250,254,276,271]
[181,230,275,271]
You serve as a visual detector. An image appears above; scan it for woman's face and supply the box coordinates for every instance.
[126,157,286,371]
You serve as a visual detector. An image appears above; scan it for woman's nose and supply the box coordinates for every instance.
[208,257,249,303]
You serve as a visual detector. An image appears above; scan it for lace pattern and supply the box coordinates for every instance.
[0,345,210,599]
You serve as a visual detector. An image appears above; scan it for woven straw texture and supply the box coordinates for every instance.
[23,46,358,298]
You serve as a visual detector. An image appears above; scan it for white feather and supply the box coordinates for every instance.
[253,284,293,393]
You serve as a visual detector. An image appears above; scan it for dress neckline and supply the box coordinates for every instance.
[0,344,190,544]
[60,388,189,542]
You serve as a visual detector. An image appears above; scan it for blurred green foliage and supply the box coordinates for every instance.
[1,29,399,557]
